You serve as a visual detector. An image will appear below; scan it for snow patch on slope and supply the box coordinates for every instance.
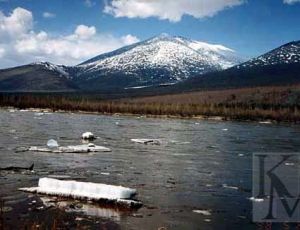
[33,62,70,77]
[236,41,300,69]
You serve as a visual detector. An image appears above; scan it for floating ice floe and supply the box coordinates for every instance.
[58,144,110,153]
[47,139,59,148]
[169,140,191,145]
[193,209,212,216]
[28,143,111,153]
[131,139,161,145]
[259,121,272,124]
[34,112,45,116]
[101,172,110,176]
[19,178,142,208]
[82,132,95,140]
[222,184,239,190]
[249,197,264,202]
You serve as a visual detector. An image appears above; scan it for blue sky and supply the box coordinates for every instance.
[0,0,299,68]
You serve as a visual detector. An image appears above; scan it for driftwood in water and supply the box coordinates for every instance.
[0,163,34,171]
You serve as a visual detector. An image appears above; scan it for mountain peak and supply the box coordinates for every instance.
[77,34,243,89]
[147,33,177,43]
[157,33,170,39]
[32,61,52,66]
[146,34,235,54]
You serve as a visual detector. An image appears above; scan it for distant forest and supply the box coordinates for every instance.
[1,85,300,122]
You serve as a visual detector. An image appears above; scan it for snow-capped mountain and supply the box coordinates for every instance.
[236,41,300,69]
[0,38,299,93]
[76,34,243,88]
[0,34,245,91]
[176,40,300,92]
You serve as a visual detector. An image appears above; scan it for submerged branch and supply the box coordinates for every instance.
[0,163,34,171]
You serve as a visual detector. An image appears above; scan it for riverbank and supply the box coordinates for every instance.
[1,101,300,123]
[0,89,299,123]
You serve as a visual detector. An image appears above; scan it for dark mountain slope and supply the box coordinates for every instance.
[0,63,78,92]
[173,41,300,92]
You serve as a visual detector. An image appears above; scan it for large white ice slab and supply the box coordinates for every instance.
[58,144,110,153]
[28,143,111,153]
[19,178,141,208]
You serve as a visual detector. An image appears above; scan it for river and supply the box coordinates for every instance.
[0,109,300,229]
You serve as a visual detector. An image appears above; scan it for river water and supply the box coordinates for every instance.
[0,109,300,229]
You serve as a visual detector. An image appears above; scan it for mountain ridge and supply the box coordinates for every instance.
[170,40,300,93]
[0,36,299,93]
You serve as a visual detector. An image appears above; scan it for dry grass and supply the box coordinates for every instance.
[126,85,300,105]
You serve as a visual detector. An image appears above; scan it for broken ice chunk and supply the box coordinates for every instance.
[193,209,212,216]
[47,139,59,148]
[82,132,95,140]
[131,139,161,145]
[34,112,45,116]
[259,121,272,124]
[249,197,264,202]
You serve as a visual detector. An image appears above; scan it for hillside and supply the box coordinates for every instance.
[0,63,77,92]
[173,41,300,92]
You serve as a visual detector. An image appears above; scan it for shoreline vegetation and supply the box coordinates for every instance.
[0,85,300,123]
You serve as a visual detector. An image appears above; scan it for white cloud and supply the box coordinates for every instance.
[0,7,33,39]
[43,12,56,18]
[0,7,140,68]
[283,0,300,4]
[121,34,140,45]
[104,0,244,22]
[74,25,96,40]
